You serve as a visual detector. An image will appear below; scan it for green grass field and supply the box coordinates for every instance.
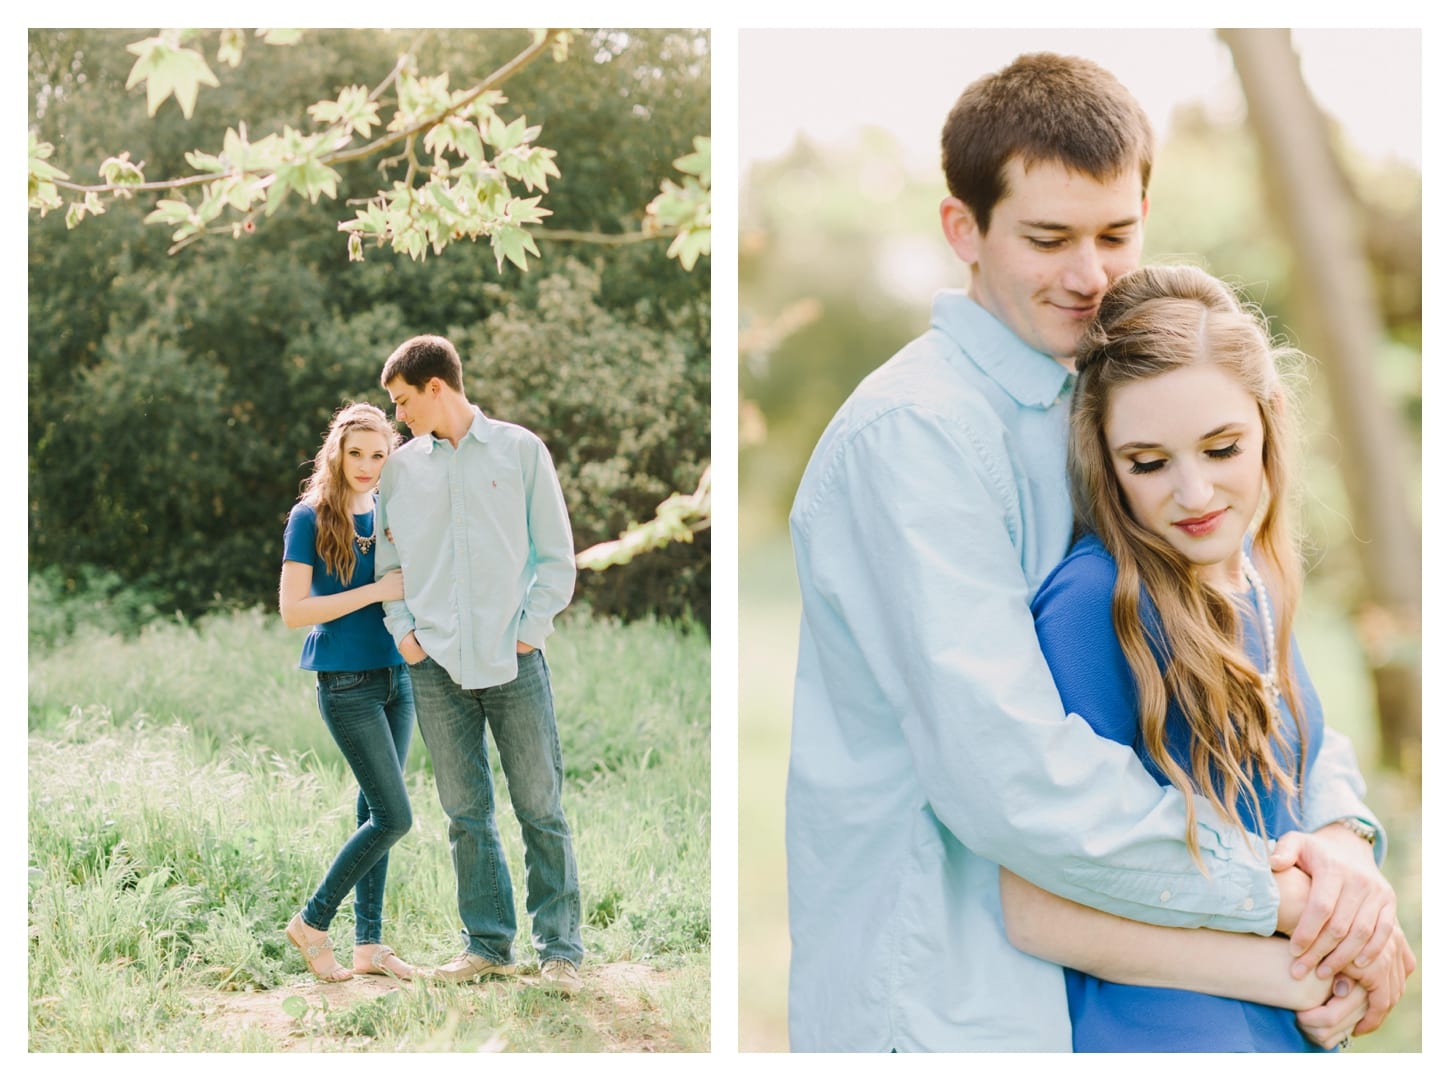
[738,533,1422,1052]
[28,606,710,1052]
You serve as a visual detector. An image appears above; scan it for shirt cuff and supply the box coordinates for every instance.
[1193,822,1280,933]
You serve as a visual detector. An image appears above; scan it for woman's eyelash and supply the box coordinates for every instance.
[1206,442,1242,460]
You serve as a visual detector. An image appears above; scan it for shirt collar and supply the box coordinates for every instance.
[930,290,1074,408]
[423,405,492,453]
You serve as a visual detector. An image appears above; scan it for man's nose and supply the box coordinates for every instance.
[1063,243,1108,296]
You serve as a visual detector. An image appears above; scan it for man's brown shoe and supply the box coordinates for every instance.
[425,950,518,983]
[539,957,582,996]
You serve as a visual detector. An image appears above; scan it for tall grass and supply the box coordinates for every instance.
[28,605,709,1052]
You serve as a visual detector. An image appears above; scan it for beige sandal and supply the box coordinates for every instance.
[353,943,416,981]
[286,913,353,982]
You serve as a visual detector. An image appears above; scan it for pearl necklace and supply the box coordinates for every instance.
[1242,561,1279,704]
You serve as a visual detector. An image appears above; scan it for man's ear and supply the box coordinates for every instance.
[1141,194,1150,224]
[940,196,983,267]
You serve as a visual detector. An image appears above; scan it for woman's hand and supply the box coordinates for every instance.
[1339,922,1416,1036]
[1295,977,1368,1050]
[375,568,405,603]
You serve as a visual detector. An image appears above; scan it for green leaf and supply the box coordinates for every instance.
[463,90,508,124]
[424,117,485,162]
[221,125,283,173]
[485,114,537,153]
[99,152,146,187]
[125,34,220,119]
[281,996,309,1019]
[27,134,67,177]
[392,72,454,132]
[307,86,380,139]
[263,179,290,217]
[491,222,541,272]
[144,199,196,227]
[273,127,339,204]
[259,29,303,46]
[674,136,711,187]
[28,134,69,213]
[667,227,711,271]
[505,194,551,228]
[498,146,559,193]
[223,175,268,212]
[217,29,245,68]
[185,150,227,173]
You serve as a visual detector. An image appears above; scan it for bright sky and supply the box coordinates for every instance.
[739,28,1421,177]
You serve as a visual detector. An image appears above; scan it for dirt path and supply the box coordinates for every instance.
[195,961,677,1051]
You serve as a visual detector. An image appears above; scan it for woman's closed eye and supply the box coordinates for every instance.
[1206,441,1243,460]
[1128,458,1166,475]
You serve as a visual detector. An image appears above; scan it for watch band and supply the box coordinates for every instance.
[1333,816,1378,846]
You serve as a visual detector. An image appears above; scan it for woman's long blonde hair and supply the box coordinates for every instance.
[1070,264,1307,867]
[301,402,398,584]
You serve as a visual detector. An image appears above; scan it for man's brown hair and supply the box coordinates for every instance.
[381,334,465,393]
[941,52,1154,232]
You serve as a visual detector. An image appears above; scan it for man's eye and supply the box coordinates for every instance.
[1028,238,1064,251]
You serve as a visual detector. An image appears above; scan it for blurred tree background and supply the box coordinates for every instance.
[28,27,710,625]
[739,30,1420,1052]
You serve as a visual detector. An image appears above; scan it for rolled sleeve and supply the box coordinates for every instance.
[375,460,415,646]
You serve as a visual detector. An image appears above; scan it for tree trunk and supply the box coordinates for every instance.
[1220,29,1421,778]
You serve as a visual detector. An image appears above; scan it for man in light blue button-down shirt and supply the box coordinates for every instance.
[786,52,1398,1051]
[375,334,583,992]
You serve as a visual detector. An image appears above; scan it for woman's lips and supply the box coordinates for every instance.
[1173,509,1227,537]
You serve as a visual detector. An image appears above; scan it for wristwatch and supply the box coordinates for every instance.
[1332,816,1378,846]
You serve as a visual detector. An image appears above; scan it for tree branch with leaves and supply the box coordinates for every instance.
[28,28,709,274]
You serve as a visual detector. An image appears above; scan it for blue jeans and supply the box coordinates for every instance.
[408,650,582,965]
[302,663,415,945]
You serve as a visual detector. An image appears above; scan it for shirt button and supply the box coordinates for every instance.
[1159,890,1172,902]
[1242,897,1255,911]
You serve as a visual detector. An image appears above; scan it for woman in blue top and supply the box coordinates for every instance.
[279,402,417,982]
[997,265,1412,1050]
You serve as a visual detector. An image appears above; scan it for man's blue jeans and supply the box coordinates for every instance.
[408,649,582,965]
[302,664,415,944]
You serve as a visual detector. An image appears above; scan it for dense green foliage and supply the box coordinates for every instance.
[29,607,709,1050]
[28,28,710,622]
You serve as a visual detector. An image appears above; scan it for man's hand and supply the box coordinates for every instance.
[1270,826,1396,979]
[399,631,428,664]
[517,640,536,654]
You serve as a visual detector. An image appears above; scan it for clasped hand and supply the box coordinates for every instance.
[1272,827,1416,1043]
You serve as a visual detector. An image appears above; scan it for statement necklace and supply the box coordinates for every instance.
[353,507,376,554]
[1242,561,1279,704]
